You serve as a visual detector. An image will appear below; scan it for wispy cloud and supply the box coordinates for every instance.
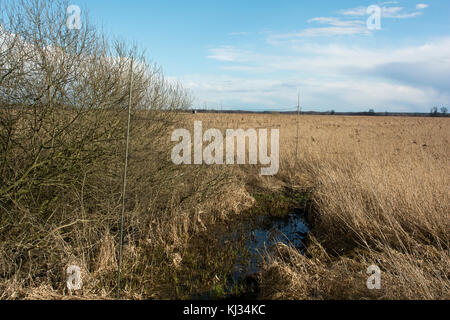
[206,46,256,62]
[200,38,450,111]
[271,17,369,38]
[416,4,429,10]
[182,2,443,112]
[307,17,364,27]
[271,3,426,39]
[339,5,424,19]
[228,31,253,36]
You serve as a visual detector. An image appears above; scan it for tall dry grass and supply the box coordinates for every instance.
[194,113,449,300]
[0,0,246,300]
[1,1,448,299]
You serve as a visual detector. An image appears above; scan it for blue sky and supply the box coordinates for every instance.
[73,0,450,112]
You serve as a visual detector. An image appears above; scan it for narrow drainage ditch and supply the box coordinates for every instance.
[171,188,311,300]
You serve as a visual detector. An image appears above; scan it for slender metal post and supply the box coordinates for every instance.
[117,57,134,299]
[296,92,301,160]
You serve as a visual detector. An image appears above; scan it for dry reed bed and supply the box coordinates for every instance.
[1,112,448,300]
[194,113,449,300]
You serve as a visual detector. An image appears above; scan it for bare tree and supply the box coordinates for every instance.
[0,0,194,295]
[430,106,439,116]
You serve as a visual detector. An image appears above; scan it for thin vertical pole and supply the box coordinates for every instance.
[296,92,301,160]
[117,57,134,299]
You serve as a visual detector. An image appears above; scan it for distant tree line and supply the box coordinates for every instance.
[430,107,448,117]
[189,108,450,118]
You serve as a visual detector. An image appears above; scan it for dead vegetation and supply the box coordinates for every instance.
[195,113,449,300]
[0,0,242,299]
[1,0,448,301]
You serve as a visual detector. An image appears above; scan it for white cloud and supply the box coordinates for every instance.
[206,46,256,62]
[207,39,450,76]
[387,11,422,19]
[179,73,446,112]
[338,7,367,16]
[196,38,450,112]
[416,4,429,10]
[178,3,443,112]
[279,26,369,38]
[307,17,364,27]
[228,32,253,36]
[273,4,425,39]
[271,17,369,38]
[339,5,423,19]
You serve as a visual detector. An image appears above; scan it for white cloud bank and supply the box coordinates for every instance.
[178,2,448,112]
[182,37,450,112]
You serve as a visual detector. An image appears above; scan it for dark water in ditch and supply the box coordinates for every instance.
[232,210,309,280]
[192,207,310,300]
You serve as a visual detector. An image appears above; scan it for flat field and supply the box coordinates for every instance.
[1,113,448,300]
[188,113,449,299]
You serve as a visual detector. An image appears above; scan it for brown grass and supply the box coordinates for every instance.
[1,112,448,300]
[1,0,447,301]
[193,113,449,300]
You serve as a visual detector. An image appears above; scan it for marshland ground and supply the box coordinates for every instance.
[2,112,448,300]
[184,113,450,300]
[1,0,448,301]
